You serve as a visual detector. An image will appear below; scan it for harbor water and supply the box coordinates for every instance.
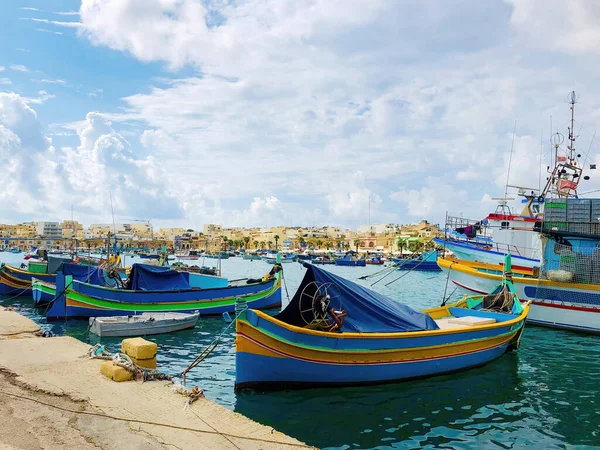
[1,254,598,449]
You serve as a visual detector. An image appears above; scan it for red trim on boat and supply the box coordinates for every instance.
[486,213,539,222]
[451,280,488,295]
[532,301,600,313]
[237,331,515,366]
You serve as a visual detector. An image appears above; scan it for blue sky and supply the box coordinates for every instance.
[2,0,600,229]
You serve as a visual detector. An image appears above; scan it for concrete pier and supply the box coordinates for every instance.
[0,308,314,450]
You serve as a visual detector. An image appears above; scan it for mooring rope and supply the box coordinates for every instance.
[179,305,248,385]
[383,257,429,287]
[0,390,312,448]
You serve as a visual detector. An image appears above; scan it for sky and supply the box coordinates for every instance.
[2,0,600,230]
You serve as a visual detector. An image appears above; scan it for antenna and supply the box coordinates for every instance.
[568,90,577,161]
[539,129,543,192]
[504,121,517,199]
[368,195,371,233]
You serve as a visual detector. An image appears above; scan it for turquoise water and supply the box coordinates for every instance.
[1,254,599,449]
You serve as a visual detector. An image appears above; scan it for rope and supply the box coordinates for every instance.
[0,390,312,448]
[179,305,248,385]
[358,263,396,280]
[368,264,400,286]
[42,280,73,316]
[281,270,290,302]
[383,258,429,287]
[87,344,173,381]
[441,261,454,306]
[0,287,31,301]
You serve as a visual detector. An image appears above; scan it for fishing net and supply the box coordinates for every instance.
[536,239,600,307]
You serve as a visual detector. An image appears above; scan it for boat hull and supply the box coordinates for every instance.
[393,259,441,271]
[334,260,366,267]
[89,313,199,337]
[235,306,528,389]
[46,274,282,319]
[434,239,540,269]
[438,258,600,334]
[0,265,55,296]
[31,279,56,306]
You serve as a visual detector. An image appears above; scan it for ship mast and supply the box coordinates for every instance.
[541,91,583,199]
[568,90,576,162]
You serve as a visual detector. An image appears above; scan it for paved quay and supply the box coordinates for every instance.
[0,306,314,450]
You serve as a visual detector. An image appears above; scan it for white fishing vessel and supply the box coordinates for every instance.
[436,92,589,270]
[89,312,200,337]
[439,92,600,334]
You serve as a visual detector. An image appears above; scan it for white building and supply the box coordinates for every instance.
[357,224,397,234]
[36,222,62,238]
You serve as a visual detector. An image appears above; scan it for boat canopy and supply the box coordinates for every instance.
[63,263,106,284]
[128,264,190,291]
[275,263,439,333]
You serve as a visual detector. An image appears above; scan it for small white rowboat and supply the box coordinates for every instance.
[89,312,200,337]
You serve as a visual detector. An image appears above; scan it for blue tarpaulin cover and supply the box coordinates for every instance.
[63,264,104,284]
[129,264,190,291]
[275,263,439,333]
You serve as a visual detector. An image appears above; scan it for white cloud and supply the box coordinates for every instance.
[0,66,4,72]
[7,0,600,228]
[0,94,182,223]
[506,0,600,53]
[10,65,28,72]
[0,79,11,85]
[21,17,82,29]
[25,90,56,104]
[40,79,67,85]
[35,28,64,35]
[19,7,40,11]
[390,177,469,223]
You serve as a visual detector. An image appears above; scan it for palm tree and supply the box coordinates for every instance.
[243,236,250,249]
[410,239,424,253]
[396,236,408,255]
[325,241,332,250]
[253,240,259,249]
[353,238,361,252]
[268,241,274,250]
[316,239,323,249]
[274,235,280,250]
[221,235,228,251]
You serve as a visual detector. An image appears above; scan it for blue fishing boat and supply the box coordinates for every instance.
[263,253,296,264]
[334,252,366,267]
[32,264,123,306]
[44,261,282,320]
[138,252,159,259]
[204,252,230,259]
[235,256,529,389]
[392,250,441,271]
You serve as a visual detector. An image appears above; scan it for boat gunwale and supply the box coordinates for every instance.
[237,320,520,356]
[438,257,600,291]
[62,275,282,308]
[246,301,530,340]
[70,271,279,295]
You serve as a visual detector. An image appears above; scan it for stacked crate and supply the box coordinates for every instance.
[542,198,600,234]
[566,199,592,234]
[543,199,567,232]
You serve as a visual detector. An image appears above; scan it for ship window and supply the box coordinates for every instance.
[501,221,510,229]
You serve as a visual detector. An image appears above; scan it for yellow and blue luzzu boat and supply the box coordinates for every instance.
[235,256,529,390]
